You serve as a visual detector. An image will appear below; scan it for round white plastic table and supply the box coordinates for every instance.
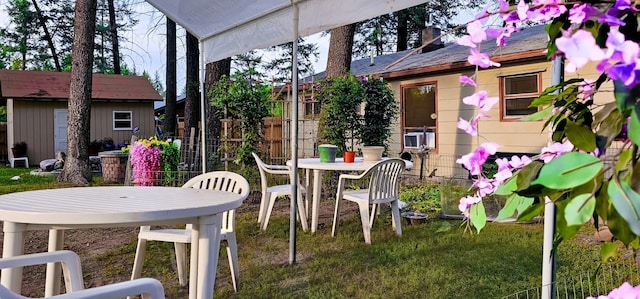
[0,186,245,299]
[288,157,413,233]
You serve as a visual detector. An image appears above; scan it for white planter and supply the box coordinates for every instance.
[362,146,384,162]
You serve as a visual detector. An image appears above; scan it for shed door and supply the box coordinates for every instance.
[54,109,68,153]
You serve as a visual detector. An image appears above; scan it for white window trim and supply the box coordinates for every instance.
[113,111,133,130]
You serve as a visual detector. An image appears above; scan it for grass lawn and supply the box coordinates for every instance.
[0,166,634,298]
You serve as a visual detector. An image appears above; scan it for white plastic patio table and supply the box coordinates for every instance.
[288,157,413,233]
[0,186,244,299]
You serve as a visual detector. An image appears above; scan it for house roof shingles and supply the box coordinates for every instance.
[311,25,549,80]
[0,70,163,101]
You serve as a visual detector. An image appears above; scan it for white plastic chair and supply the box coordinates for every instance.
[0,250,165,298]
[332,158,405,244]
[131,171,250,292]
[252,152,308,231]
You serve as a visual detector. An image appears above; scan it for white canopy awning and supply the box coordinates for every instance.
[144,0,426,63]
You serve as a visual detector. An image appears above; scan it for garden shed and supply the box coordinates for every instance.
[0,70,163,165]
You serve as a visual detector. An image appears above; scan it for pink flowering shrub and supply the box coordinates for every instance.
[449,0,638,294]
[129,140,162,186]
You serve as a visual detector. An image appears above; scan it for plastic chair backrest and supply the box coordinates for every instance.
[182,171,250,232]
[365,159,405,203]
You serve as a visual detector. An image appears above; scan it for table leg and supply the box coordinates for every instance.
[45,229,65,296]
[189,226,200,299]
[311,169,324,233]
[196,214,223,299]
[1,221,26,293]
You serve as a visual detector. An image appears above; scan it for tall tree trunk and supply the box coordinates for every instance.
[325,24,356,78]
[164,18,177,137]
[204,58,231,146]
[184,32,199,136]
[32,0,61,71]
[58,0,97,186]
[107,0,120,74]
[396,10,408,51]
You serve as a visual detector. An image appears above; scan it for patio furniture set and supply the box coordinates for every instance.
[0,153,410,298]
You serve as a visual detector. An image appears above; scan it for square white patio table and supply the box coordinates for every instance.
[288,157,413,233]
[0,186,245,299]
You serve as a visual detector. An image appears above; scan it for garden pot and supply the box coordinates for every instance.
[362,146,384,162]
[343,151,356,163]
[318,144,337,163]
[11,148,26,158]
[401,211,429,225]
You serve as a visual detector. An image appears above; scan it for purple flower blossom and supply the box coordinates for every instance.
[467,20,487,44]
[459,75,477,87]
[475,177,499,197]
[509,155,532,169]
[468,48,501,68]
[459,195,482,216]
[539,141,574,163]
[463,91,499,111]
[456,142,501,176]
[586,282,640,299]
[556,29,605,72]
[579,79,596,100]
[604,27,639,65]
[569,3,600,24]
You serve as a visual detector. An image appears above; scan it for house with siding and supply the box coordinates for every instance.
[308,25,610,178]
[0,70,163,165]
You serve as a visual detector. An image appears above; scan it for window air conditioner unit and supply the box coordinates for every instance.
[403,132,435,150]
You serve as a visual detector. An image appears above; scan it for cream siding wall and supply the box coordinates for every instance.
[386,59,613,178]
[10,100,156,165]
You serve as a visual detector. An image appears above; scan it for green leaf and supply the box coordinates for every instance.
[522,106,554,122]
[607,207,637,246]
[555,199,582,240]
[494,174,517,196]
[532,152,603,189]
[529,95,556,107]
[517,202,544,222]
[595,181,610,221]
[564,194,595,226]
[600,242,618,263]
[565,121,596,152]
[616,150,632,172]
[607,177,640,236]
[593,102,617,125]
[470,201,486,233]
[516,161,544,191]
[629,109,640,147]
[495,194,534,221]
[597,108,625,143]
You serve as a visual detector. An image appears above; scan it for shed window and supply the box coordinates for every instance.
[113,111,132,130]
[501,73,541,119]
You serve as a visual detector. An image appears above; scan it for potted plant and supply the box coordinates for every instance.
[11,141,27,158]
[359,76,399,161]
[316,74,365,160]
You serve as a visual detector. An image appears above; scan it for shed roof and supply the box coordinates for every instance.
[0,70,163,101]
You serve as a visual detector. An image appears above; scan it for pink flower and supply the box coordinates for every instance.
[457,113,489,136]
[456,35,477,48]
[509,155,532,169]
[463,91,499,111]
[539,141,574,163]
[569,3,600,24]
[467,20,487,44]
[468,48,501,68]
[459,75,477,87]
[579,79,596,100]
[475,177,499,197]
[556,30,605,72]
[459,195,482,216]
[586,282,640,299]
[604,27,639,65]
[457,142,501,176]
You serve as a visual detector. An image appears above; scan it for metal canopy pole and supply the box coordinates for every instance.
[542,56,563,299]
[199,40,207,174]
[289,3,300,265]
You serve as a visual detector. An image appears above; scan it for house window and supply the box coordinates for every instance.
[401,82,437,149]
[501,73,541,119]
[303,95,321,118]
[113,111,132,130]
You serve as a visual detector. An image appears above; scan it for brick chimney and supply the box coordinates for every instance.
[421,26,443,53]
